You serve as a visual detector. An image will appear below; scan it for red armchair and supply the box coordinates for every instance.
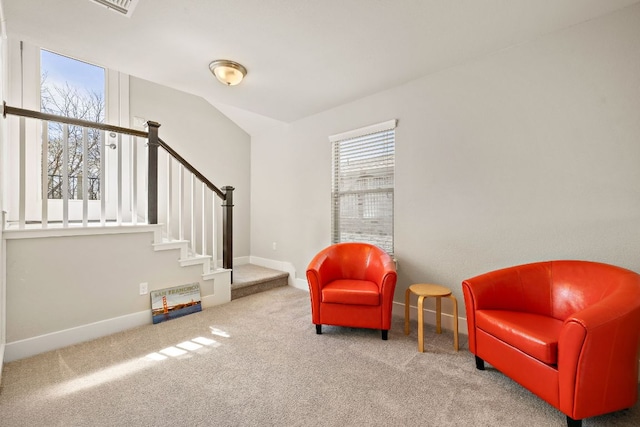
[306,242,397,340]
[463,260,640,427]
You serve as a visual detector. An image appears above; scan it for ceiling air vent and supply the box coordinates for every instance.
[91,0,139,17]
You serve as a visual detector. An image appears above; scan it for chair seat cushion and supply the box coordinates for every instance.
[476,310,563,365]
[322,280,380,306]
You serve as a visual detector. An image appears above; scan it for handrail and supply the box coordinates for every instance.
[158,137,225,199]
[3,102,148,138]
[3,102,227,200]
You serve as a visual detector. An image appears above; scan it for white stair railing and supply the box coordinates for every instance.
[2,103,233,273]
[159,149,221,270]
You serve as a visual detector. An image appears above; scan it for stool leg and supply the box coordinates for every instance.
[417,295,426,352]
[449,295,459,351]
[404,288,411,335]
[435,297,442,334]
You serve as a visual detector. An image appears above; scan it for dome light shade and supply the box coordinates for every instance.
[209,60,247,86]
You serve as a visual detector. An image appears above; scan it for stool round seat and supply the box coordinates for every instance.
[409,283,452,297]
[404,283,459,352]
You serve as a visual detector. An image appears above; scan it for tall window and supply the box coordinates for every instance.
[40,49,105,200]
[330,120,396,254]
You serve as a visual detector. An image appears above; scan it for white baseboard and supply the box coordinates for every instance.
[2,259,228,363]
[249,256,301,288]
[4,310,151,362]
[5,275,233,363]
[0,342,5,384]
[293,277,308,291]
[234,256,250,266]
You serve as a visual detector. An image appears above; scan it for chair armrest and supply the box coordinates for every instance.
[306,252,330,324]
[306,251,333,289]
[558,293,640,419]
[379,266,397,330]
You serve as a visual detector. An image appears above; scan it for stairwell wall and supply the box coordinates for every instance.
[4,230,223,361]
[129,77,251,260]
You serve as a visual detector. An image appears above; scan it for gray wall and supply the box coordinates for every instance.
[249,5,640,316]
[5,232,211,342]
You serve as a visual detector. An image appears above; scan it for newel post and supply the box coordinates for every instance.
[222,186,234,277]
[146,121,161,224]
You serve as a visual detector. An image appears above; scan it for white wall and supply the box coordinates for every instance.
[4,229,229,361]
[129,77,251,259]
[0,31,7,375]
[250,4,640,318]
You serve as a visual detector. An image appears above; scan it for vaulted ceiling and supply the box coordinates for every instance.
[3,0,639,134]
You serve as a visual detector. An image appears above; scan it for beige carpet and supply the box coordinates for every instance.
[0,286,638,426]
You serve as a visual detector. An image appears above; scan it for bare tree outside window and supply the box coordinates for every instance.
[40,50,105,200]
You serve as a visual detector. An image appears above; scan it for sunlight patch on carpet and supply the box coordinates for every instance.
[47,358,152,398]
[209,327,230,338]
[193,336,216,345]
[159,346,188,357]
[47,335,224,397]
[177,341,203,351]
[145,336,221,361]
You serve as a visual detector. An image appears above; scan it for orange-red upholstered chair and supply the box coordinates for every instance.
[463,260,640,427]
[306,242,397,340]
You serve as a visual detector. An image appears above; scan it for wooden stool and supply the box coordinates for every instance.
[404,283,459,352]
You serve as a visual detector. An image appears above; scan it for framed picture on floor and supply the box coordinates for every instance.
[151,283,202,324]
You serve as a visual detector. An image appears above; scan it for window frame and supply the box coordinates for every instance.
[329,119,396,254]
[40,48,107,202]
[5,39,130,223]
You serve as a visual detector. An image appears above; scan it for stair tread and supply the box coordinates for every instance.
[230,264,289,302]
[232,264,288,288]
[179,254,211,261]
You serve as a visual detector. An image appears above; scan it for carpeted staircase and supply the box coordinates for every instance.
[231,264,289,300]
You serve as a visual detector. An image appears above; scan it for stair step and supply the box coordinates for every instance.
[179,254,211,267]
[231,264,289,300]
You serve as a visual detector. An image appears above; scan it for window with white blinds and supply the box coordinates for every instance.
[330,120,396,254]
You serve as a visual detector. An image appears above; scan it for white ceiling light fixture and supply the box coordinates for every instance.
[209,60,247,86]
[90,0,139,17]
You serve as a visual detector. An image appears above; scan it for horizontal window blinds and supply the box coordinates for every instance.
[331,120,396,254]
